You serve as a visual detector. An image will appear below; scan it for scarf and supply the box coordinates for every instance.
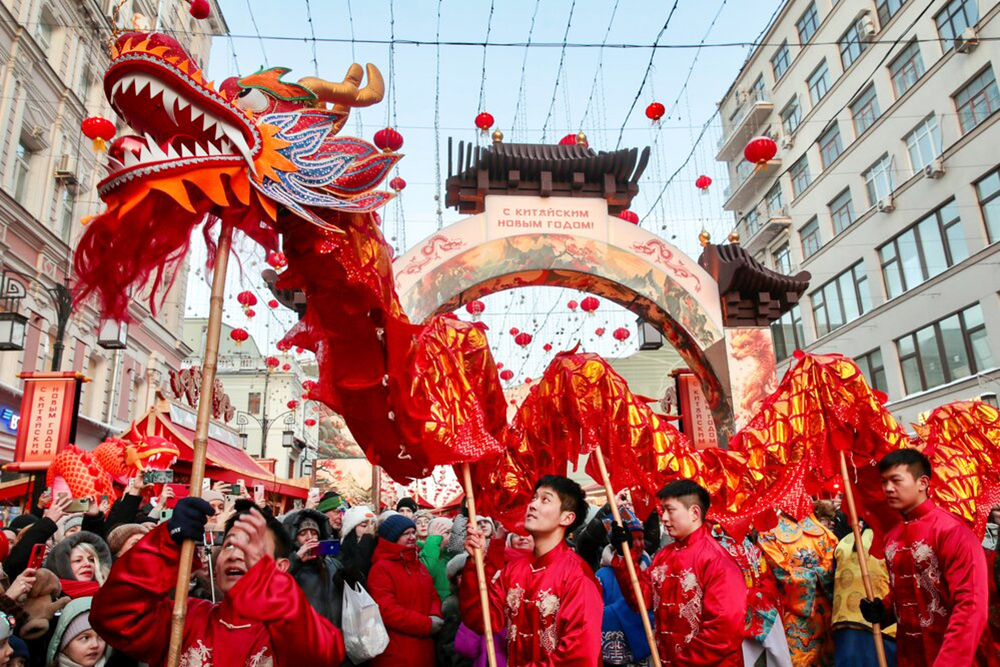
[59,579,101,599]
[56,652,108,667]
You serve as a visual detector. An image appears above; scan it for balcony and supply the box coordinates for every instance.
[740,205,792,255]
[716,88,774,161]
[722,158,782,212]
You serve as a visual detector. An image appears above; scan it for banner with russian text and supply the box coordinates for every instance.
[13,372,85,467]
[676,371,719,449]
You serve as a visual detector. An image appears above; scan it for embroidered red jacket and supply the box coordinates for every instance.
[615,523,746,666]
[91,523,346,667]
[459,539,602,666]
[882,499,997,667]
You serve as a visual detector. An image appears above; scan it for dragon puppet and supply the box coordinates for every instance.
[73,31,998,534]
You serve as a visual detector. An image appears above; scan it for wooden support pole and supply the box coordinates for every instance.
[461,463,498,667]
[592,447,662,667]
[838,450,888,667]
[166,225,234,667]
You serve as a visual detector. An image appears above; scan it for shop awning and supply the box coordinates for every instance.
[0,478,30,502]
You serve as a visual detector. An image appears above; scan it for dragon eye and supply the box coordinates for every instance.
[235,87,268,112]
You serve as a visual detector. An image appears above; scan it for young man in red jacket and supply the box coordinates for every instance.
[461,474,602,666]
[92,498,345,666]
[860,449,996,666]
[611,479,747,666]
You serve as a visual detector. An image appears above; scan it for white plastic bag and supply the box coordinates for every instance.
[342,583,389,662]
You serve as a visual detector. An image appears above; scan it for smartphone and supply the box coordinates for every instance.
[203,530,225,547]
[143,469,174,485]
[158,509,173,524]
[28,543,47,570]
[202,479,212,492]
[65,498,90,513]
[165,484,189,509]
[228,483,242,495]
[316,539,341,556]
[253,484,264,501]
[100,495,109,506]
[223,494,238,507]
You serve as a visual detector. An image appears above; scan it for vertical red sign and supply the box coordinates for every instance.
[14,372,84,465]
[676,373,719,450]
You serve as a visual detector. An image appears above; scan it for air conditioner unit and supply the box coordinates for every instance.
[876,196,895,213]
[780,134,794,150]
[923,158,945,179]
[955,27,979,53]
[54,154,79,186]
[858,15,877,43]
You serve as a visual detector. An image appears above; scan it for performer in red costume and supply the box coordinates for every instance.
[610,479,747,666]
[92,498,345,666]
[460,475,602,666]
[860,449,997,666]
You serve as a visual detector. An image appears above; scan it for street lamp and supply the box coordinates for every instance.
[97,320,128,350]
[636,317,663,351]
[236,409,297,458]
[281,428,294,448]
[0,269,73,370]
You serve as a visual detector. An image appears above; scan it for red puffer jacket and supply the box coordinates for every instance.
[367,538,441,666]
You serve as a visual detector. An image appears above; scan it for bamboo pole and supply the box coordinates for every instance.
[838,450,888,667]
[460,463,498,667]
[166,225,234,667]
[592,447,662,667]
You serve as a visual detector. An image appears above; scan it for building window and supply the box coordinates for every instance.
[808,60,831,106]
[829,188,855,234]
[781,97,801,135]
[58,188,74,241]
[904,115,942,174]
[851,85,881,136]
[797,3,820,44]
[878,199,966,299]
[800,217,821,259]
[856,348,888,394]
[877,0,906,26]
[889,41,925,98]
[811,262,870,337]
[839,19,868,70]
[896,303,993,394]
[12,141,32,204]
[818,123,844,169]
[248,392,261,414]
[863,154,895,206]
[974,167,1000,243]
[773,242,792,274]
[936,0,978,48]
[954,67,1000,135]
[766,183,784,215]
[771,305,805,361]
[790,156,811,197]
[743,208,761,237]
[35,11,53,49]
[772,41,790,81]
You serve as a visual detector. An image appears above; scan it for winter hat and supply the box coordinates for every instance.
[317,492,346,513]
[446,552,468,582]
[428,517,453,536]
[8,636,28,659]
[413,509,434,524]
[296,518,320,537]
[395,497,419,514]
[46,597,101,666]
[340,506,375,538]
[377,510,398,525]
[107,523,151,556]
[378,514,416,543]
[0,530,9,561]
[9,514,37,534]
[59,610,91,651]
[62,515,84,533]
[203,489,224,506]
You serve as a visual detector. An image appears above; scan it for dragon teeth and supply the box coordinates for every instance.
[221,123,255,171]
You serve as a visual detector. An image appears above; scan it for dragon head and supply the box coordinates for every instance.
[78,31,399,319]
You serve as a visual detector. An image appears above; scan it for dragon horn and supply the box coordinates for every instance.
[299,63,384,108]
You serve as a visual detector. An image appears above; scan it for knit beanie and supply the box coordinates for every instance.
[317,492,345,513]
[63,515,84,534]
[8,636,28,659]
[9,514,37,534]
[60,610,91,651]
[395,497,419,514]
[107,523,151,556]
[341,506,375,539]
[378,514,416,543]
[203,489,224,506]
[297,518,320,537]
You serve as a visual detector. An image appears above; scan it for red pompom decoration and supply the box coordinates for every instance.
[475,112,494,133]
[500,370,514,381]
[543,343,553,352]
[81,116,116,152]
[744,136,778,169]
[389,176,406,192]
[373,127,404,152]
[514,332,533,347]
[580,296,599,313]
[618,210,639,224]
[645,102,666,122]
[695,175,712,191]
[613,327,631,341]
[188,0,210,19]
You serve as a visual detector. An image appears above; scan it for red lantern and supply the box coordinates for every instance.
[580,296,599,314]
[373,127,404,152]
[268,299,279,308]
[265,356,279,369]
[245,308,256,319]
[276,340,291,352]
[229,328,249,345]
[287,400,299,409]
[695,175,712,192]
[236,291,257,311]
[567,300,578,311]
[595,327,606,337]
[744,136,778,170]
[81,116,116,152]
[389,176,406,192]
[514,332,533,347]
[496,363,504,369]
[266,252,287,269]
[543,343,553,352]
[645,102,666,122]
[613,327,631,341]
[303,380,317,392]
[304,418,317,427]
[509,327,519,336]
[500,369,514,381]
[525,378,533,385]
[465,300,485,318]
[618,210,639,224]
[295,347,304,354]
[282,363,291,371]
[301,393,309,399]
[188,0,210,19]
[475,112,495,133]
